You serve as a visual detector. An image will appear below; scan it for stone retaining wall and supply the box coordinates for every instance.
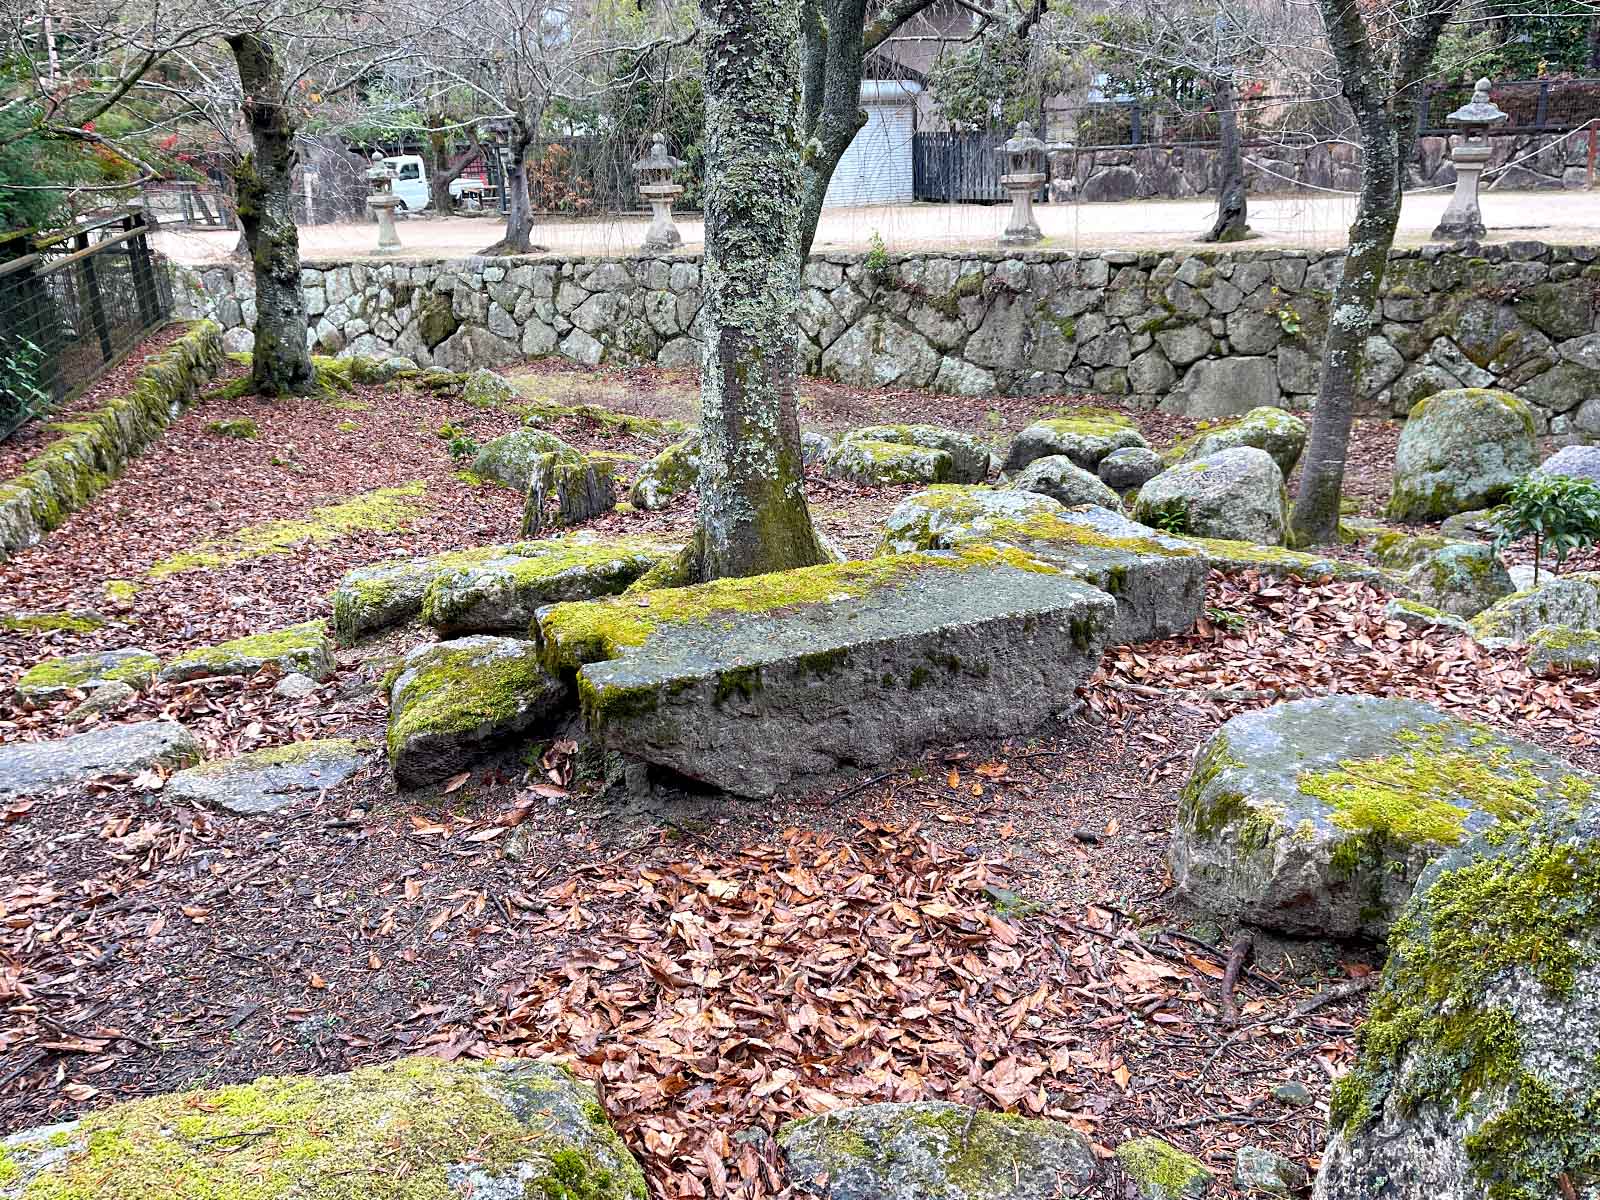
[172,241,1600,439]
[0,321,224,558]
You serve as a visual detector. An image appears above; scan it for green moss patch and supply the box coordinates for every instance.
[1116,1136,1213,1199]
[148,484,426,578]
[205,416,260,440]
[0,611,106,635]
[160,621,334,683]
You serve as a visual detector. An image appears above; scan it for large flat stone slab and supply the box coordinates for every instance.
[159,621,335,684]
[167,739,367,815]
[1168,695,1598,938]
[16,649,160,701]
[878,491,1204,645]
[536,550,1117,798]
[0,719,201,800]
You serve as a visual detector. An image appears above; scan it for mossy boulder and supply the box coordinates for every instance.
[205,416,260,439]
[331,545,529,643]
[1402,542,1514,619]
[1169,695,1598,938]
[472,427,582,492]
[1382,598,1473,636]
[461,367,512,407]
[628,434,703,510]
[1003,410,1148,474]
[1471,572,1600,644]
[844,424,991,484]
[1387,389,1538,522]
[16,649,160,701]
[0,719,200,801]
[1233,1146,1306,1196]
[1116,1137,1213,1199]
[1526,625,1600,675]
[1315,799,1600,1200]
[0,1056,645,1200]
[1366,528,1475,573]
[166,739,367,816]
[421,534,678,636]
[777,1100,1097,1199]
[878,487,1066,556]
[1165,406,1308,479]
[1098,446,1166,491]
[0,609,107,634]
[158,621,336,684]
[1006,455,1123,512]
[1133,447,1288,546]
[824,439,955,486]
[387,636,568,788]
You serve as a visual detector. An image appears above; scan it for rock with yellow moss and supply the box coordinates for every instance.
[16,649,160,702]
[1003,410,1148,474]
[387,636,568,788]
[824,438,954,487]
[535,549,1116,798]
[158,621,335,684]
[844,424,992,483]
[1168,695,1597,938]
[777,1101,1098,1199]
[0,1055,645,1200]
[1315,799,1600,1200]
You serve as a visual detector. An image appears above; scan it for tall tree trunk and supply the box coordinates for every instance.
[226,32,315,397]
[427,125,482,213]
[693,0,828,580]
[1204,73,1249,242]
[1290,0,1455,545]
[479,127,539,255]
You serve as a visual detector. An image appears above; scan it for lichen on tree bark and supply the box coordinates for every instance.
[691,0,829,581]
[226,31,316,398]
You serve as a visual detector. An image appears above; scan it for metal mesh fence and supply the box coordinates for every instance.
[0,210,172,441]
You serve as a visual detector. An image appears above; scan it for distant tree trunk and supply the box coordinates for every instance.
[692,0,828,580]
[1589,14,1600,71]
[1290,0,1456,545]
[479,124,540,255]
[226,31,315,397]
[1204,73,1248,242]
[426,125,481,213]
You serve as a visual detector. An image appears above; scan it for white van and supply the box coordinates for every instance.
[381,155,490,212]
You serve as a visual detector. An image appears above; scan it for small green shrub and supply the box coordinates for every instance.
[435,421,479,463]
[1492,472,1600,585]
[864,231,890,274]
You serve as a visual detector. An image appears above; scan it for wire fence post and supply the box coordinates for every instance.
[75,229,115,361]
[126,209,161,327]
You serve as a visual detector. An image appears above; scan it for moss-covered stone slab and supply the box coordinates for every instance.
[0,610,107,634]
[1169,695,1597,938]
[844,424,991,484]
[1471,572,1600,644]
[422,534,677,636]
[1363,527,1476,573]
[1527,625,1600,675]
[1003,410,1148,474]
[878,492,1204,646]
[1381,598,1472,636]
[535,549,1116,798]
[1316,800,1600,1200]
[387,635,568,788]
[628,433,703,510]
[777,1101,1097,1200]
[166,739,367,816]
[0,719,200,801]
[1133,447,1287,546]
[16,649,160,701]
[0,1056,645,1200]
[158,621,336,684]
[1006,455,1123,511]
[331,545,525,643]
[1164,406,1307,478]
[1116,1137,1213,1199]
[824,439,954,486]
[1387,388,1538,522]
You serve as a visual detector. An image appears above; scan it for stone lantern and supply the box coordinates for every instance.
[1432,78,1508,241]
[633,132,686,254]
[366,151,402,253]
[997,120,1047,246]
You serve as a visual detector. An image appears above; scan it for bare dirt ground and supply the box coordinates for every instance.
[2,353,1597,1197]
[153,188,1600,267]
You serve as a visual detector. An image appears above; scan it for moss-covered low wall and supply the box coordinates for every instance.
[0,321,224,559]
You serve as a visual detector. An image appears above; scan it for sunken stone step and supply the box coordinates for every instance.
[167,739,367,815]
[1168,695,1598,938]
[0,719,201,800]
[158,621,336,684]
[387,636,568,788]
[536,551,1117,798]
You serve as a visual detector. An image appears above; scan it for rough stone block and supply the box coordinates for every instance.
[0,719,201,800]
